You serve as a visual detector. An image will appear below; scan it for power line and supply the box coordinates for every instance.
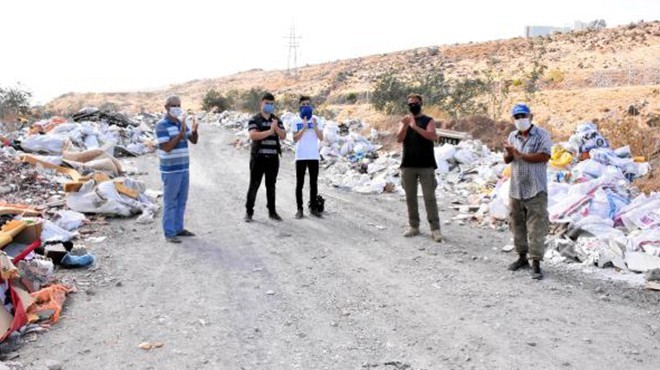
[284,23,302,77]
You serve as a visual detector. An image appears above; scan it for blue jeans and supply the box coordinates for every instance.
[161,171,189,237]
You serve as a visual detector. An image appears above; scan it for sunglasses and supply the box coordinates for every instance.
[513,113,529,119]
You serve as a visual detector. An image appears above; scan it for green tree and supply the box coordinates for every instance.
[480,58,512,119]
[439,78,488,119]
[522,39,548,101]
[239,87,266,112]
[0,85,32,119]
[201,89,230,112]
[370,73,411,114]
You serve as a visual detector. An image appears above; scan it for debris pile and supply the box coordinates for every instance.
[0,109,162,343]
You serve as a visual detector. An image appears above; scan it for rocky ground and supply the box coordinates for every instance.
[7,126,660,370]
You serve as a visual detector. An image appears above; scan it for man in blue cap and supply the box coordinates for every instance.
[503,103,553,279]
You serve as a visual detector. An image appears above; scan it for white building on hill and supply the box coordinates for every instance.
[525,21,589,37]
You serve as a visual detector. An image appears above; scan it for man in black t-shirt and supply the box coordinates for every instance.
[244,92,286,222]
[396,94,442,242]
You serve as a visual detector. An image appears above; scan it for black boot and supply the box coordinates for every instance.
[508,254,530,271]
[531,260,544,280]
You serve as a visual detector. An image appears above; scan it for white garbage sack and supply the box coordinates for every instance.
[627,228,660,256]
[435,144,456,164]
[436,160,450,174]
[489,179,510,220]
[616,193,660,232]
[454,149,478,165]
[66,180,133,216]
[55,210,87,231]
[21,134,69,154]
[40,220,77,243]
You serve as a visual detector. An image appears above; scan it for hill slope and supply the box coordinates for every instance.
[47,21,660,129]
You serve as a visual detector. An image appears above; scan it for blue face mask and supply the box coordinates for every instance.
[263,102,275,114]
[299,105,313,120]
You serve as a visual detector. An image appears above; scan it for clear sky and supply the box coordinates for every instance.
[1,0,657,104]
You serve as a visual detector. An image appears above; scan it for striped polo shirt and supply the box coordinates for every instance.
[248,113,284,158]
[507,124,553,200]
[155,117,191,174]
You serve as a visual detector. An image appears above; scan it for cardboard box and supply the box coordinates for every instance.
[12,220,43,245]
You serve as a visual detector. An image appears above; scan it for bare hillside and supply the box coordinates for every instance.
[47,21,660,128]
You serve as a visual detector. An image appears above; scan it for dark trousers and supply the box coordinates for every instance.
[245,156,279,215]
[295,160,319,210]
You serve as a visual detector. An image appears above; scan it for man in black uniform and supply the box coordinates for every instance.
[396,94,442,242]
[244,92,286,222]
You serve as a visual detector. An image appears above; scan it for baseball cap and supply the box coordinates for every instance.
[511,104,531,116]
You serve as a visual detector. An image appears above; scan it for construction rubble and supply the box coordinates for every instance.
[208,111,658,287]
[0,108,161,344]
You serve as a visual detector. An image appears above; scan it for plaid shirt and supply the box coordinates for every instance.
[508,125,553,200]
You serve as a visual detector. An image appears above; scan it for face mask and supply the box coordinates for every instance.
[300,105,313,120]
[514,118,531,132]
[169,107,183,118]
[263,103,275,114]
[408,103,421,115]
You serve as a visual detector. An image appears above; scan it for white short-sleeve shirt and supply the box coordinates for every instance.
[291,115,324,161]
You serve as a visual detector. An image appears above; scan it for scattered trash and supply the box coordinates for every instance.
[138,341,164,350]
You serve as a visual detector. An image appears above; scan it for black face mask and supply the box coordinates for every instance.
[408,103,421,115]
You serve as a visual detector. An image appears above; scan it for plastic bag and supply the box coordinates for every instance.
[55,210,87,231]
[20,135,69,155]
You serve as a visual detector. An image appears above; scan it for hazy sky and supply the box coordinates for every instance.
[1,0,657,104]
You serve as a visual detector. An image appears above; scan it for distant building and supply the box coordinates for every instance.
[524,21,589,37]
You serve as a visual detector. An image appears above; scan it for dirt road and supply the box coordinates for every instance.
[12,126,660,369]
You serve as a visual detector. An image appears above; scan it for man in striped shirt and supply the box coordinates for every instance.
[155,95,199,243]
[503,104,552,280]
[244,92,286,222]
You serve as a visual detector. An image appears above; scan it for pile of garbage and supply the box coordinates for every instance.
[0,109,163,342]
[445,122,658,283]
[203,110,392,192]
[24,109,158,157]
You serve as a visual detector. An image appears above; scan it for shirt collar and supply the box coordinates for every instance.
[515,124,537,138]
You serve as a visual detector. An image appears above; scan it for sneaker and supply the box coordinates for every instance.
[177,229,195,237]
[508,255,530,271]
[531,260,544,280]
[295,209,303,219]
[269,212,283,221]
[166,236,182,244]
[431,229,443,242]
[244,213,253,223]
[310,208,322,218]
[403,227,420,237]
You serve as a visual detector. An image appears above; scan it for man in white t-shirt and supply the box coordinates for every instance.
[291,96,324,219]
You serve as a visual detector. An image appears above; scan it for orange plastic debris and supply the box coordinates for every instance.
[28,117,67,135]
[26,284,75,323]
[633,156,646,163]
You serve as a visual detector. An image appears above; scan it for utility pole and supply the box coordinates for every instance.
[284,23,301,78]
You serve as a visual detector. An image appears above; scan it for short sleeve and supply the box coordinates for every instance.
[539,130,553,155]
[248,118,259,131]
[156,122,170,144]
[291,118,301,133]
[277,118,285,130]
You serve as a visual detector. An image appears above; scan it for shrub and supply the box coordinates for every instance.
[0,85,32,120]
[201,89,231,112]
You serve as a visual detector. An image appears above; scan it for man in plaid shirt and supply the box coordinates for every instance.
[503,104,553,280]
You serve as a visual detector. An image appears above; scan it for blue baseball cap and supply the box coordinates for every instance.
[511,104,531,116]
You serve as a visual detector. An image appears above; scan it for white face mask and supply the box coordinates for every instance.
[514,118,531,132]
[169,107,183,118]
